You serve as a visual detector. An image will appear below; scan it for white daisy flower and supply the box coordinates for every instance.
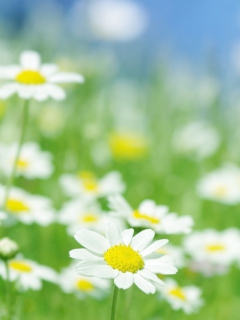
[108,195,193,235]
[172,122,220,160]
[0,255,58,291]
[60,171,125,199]
[197,165,240,204]
[58,199,125,236]
[0,185,55,225]
[70,222,178,294]
[157,278,203,314]
[0,50,84,101]
[59,263,110,299]
[0,142,53,179]
[183,229,240,274]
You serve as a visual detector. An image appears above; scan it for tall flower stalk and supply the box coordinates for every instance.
[110,285,119,320]
[3,100,30,211]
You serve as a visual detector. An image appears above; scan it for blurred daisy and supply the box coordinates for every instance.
[156,244,186,269]
[172,122,220,159]
[108,195,193,235]
[0,50,84,101]
[60,171,125,199]
[59,263,110,299]
[157,279,203,314]
[0,185,55,225]
[109,131,148,161]
[0,255,58,291]
[197,165,240,204]
[70,222,177,294]
[0,142,53,179]
[87,0,148,41]
[58,199,125,235]
[183,229,240,275]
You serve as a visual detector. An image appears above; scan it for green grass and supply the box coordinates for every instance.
[0,64,239,320]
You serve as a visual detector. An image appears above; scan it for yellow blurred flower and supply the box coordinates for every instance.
[109,132,148,160]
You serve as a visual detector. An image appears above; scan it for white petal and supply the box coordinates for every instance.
[145,256,178,275]
[141,239,169,257]
[20,51,41,70]
[121,229,134,245]
[49,72,84,83]
[133,273,156,294]
[131,229,155,251]
[139,269,164,286]
[93,265,118,278]
[0,65,20,79]
[40,64,58,76]
[44,84,66,100]
[0,83,18,99]
[18,85,35,99]
[76,261,105,276]
[74,229,110,254]
[106,222,122,246]
[33,87,49,101]
[69,248,103,261]
[114,272,134,289]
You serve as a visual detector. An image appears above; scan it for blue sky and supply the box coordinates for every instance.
[1,0,240,69]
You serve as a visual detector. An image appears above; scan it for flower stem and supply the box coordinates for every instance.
[4,260,12,320]
[3,99,30,210]
[110,285,119,320]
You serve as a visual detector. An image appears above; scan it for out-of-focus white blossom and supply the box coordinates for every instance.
[60,171,125,200]
[108,195,193,235]
[197,165,240,204]
[156,278,203,314]
[172,122,220,160]
[59,263,110,299]
[0,255,58,291]
[0,142,53,179]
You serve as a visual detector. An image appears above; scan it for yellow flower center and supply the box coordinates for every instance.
[6,199,30,213]
[132,210,160,224]
[214,185,227,198]
[9,261,32,273]
[17,159,29,169]
[109,133,147,160]
[104,244,144,273]
[81,213,99,223]
[168,287,186,300]
[76,279,94,291]
[78,171,99,193]
[205,244,226,252]
[16,70,46,85]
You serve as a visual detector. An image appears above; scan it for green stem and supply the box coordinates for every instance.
[110,285,119,320]
[4,260,12,320]
[3,99,30,210]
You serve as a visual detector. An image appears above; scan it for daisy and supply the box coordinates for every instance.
[0,185,55,225]
[0,50,84,101]
[197,165,240,204]
[58,199,125,236]
[60,171,125,199]
[59,263,110,299]
[157,278,203,314]
[108,195,193,235]
[172,121,220,160]
[183,229,240,275]
[0,255,58,291]
[0,142,53,179]
[109,131,148,161]
[70,222,178,294]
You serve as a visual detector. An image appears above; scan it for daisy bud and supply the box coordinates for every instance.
[0,237,19,260]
